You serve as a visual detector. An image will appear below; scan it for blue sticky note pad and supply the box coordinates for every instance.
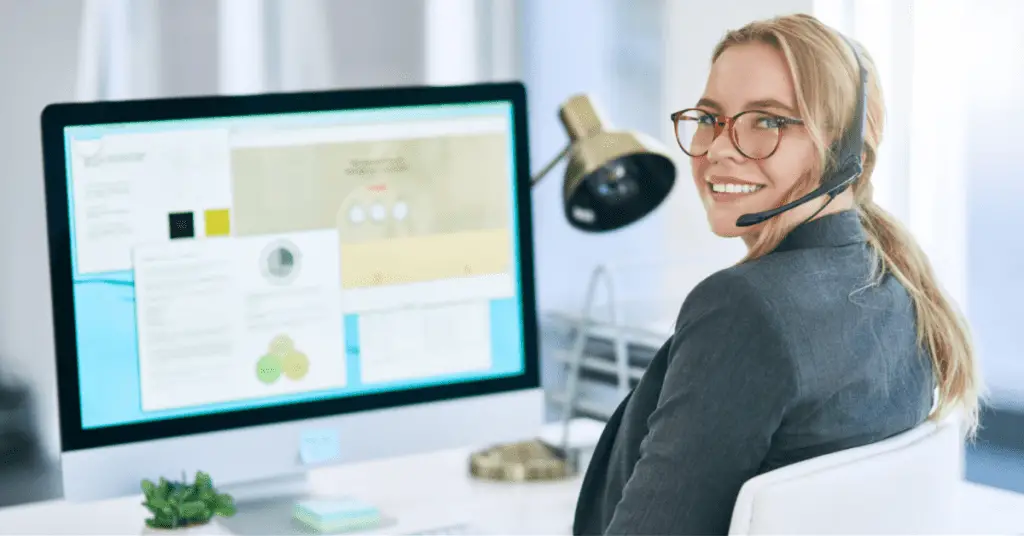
[296,498,379,520]
[299,428,341,465]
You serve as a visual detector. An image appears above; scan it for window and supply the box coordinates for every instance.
[961,0,1024,408]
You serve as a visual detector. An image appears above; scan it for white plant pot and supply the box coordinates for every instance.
[141,519,231,535]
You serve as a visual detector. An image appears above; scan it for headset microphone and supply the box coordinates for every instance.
[735,33,869,228]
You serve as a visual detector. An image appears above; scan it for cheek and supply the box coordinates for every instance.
[690,157,708,185]
[761,144,816,192]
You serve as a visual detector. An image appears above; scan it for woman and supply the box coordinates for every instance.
[572,13,981,536]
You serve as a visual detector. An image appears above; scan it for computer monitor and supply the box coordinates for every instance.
[40,82,541,501]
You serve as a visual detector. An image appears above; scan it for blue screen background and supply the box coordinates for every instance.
[64,102,526,430]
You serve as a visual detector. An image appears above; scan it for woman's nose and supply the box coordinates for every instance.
[706,124,743,163]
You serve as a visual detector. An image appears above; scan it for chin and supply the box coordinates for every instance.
[707,214,746,238]
[705,204,768,239]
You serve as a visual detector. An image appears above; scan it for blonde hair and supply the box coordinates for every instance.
[713,13,982,437]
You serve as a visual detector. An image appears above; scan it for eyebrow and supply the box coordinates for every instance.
[695,97,797,115]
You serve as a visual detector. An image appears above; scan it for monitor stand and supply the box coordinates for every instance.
[220,472,312,504]
[216,473,400,535]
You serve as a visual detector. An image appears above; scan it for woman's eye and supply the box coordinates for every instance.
[698,114,717,125]
[756,116,785,129]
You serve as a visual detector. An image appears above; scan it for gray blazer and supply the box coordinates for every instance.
[572,210,935,536]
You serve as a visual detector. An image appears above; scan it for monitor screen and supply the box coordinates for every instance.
[44,88,536,446]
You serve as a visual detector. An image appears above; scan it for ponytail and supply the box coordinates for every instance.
[857,201,981,438]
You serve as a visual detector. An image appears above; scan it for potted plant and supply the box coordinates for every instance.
[140,471,236,534]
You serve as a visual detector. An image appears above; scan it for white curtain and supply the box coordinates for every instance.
[77,0,495,100]
[78,0,334,98]
[815,0,970,310]
[216,0,267,94]
[273,0,336,92]
[218,0,338,95]
[907,1,970,312]
[424,0,479,85]
[76,0,161,100]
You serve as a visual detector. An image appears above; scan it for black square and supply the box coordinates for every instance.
[168,212,195,239]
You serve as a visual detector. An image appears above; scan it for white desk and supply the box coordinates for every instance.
[1,445,1023,535]
[0,446,580,535]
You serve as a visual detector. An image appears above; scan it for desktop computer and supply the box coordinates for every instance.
[39,82,541,503]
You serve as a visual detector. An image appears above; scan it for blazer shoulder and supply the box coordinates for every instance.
[682,254,805,305]
[675,265,782,331]
[695,248,841,301]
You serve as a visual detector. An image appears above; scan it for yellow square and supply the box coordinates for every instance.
[205,209,231,236]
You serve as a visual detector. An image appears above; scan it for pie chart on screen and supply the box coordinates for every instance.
[267,247,294,278]
[260,239,302,285]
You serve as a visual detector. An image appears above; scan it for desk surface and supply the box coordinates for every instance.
[1,446,1023,535]
[0,447,581,535]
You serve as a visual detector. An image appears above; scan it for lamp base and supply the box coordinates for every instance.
[468,439,578,482]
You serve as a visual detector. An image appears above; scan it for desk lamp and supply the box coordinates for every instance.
[532,94,676,231]
[469,94,676,481]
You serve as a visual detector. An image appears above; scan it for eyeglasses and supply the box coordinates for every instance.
[670,108,804,160]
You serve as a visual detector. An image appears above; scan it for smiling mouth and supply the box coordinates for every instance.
[706,180,765,194]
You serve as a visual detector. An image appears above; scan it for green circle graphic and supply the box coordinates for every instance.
[256,354,283,384]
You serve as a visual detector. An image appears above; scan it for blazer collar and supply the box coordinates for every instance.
[774,210,867,253]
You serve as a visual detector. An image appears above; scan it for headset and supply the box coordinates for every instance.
[735,33,868,227]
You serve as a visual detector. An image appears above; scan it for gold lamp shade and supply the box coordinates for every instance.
[557,94,676,232]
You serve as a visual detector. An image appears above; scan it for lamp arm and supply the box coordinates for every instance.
[530,142,572,187]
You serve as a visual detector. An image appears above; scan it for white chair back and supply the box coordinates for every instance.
[728,413,963,535]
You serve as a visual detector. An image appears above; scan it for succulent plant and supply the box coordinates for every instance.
[141,471,236,530]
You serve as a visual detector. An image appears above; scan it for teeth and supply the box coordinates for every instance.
[709,182,763,194]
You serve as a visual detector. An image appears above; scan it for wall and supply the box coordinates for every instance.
[521,0,623,318]
[0,0,84,460]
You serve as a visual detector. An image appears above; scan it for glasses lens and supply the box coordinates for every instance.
[733,112,783,159]
[675,109,717,156]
